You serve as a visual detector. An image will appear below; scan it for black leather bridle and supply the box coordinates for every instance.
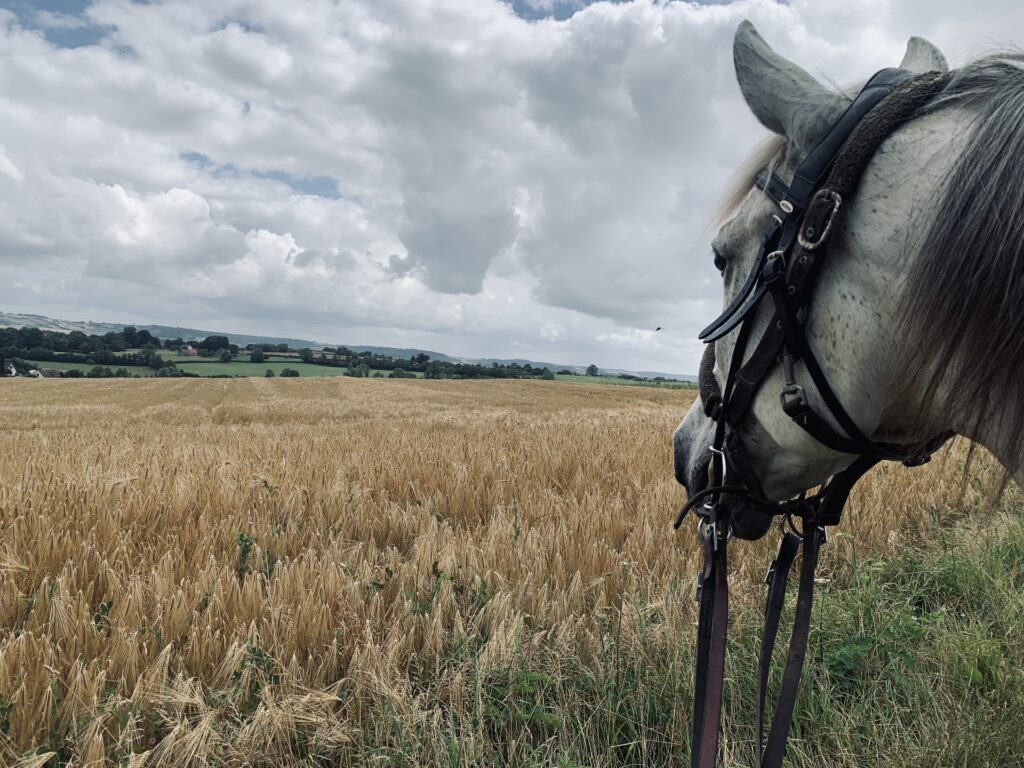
[676,68,953,768]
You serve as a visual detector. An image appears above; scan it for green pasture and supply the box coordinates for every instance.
[556,373,695,389]
[21,357,691,387]
[23,360,155,376]
[174,361,407,377]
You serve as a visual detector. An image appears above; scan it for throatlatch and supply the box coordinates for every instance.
[679,68,952,768]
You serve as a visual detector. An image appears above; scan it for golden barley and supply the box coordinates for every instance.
[0,377,1005,765]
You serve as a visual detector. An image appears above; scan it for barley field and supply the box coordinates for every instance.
[0,378,1021,767]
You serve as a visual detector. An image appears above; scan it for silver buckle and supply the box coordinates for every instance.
[779,383,806,410]
[797,189,842,250]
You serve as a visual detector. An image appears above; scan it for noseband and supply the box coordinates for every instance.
[678,68,953,768]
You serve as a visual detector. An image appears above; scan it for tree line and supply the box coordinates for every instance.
[0,324,686,385]
[256,346,560,380]
[0,326,563,380]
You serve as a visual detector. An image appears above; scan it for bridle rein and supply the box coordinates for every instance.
[675,68,953,768]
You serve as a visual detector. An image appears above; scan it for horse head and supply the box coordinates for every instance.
[673,21,968,541]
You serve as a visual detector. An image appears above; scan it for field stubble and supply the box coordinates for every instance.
[0,377,1015,766]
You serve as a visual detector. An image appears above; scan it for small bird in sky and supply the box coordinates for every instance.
[655,326,662,331]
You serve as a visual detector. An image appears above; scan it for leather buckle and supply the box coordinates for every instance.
[798,189,842,251]
[779,384,806,414]
[762,250,787,284]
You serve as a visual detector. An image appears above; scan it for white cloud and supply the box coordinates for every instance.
[0,146,23,181]
[0,0,1020,371]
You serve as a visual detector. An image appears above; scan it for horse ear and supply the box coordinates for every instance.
[733,20,846,152]
[899,36,948,73]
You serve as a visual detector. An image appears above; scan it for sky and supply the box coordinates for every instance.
[0,0,1021,372]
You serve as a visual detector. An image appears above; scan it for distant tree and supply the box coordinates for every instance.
[585,364,599,376]
[217,349,233,363]
[388,368,416,378]
[104,334,127,352]
[139,349,166,370]
[280,368,300,377]
[264,369,275,377]
[136,329,155,346]
[122,326,139,347]
[275,343,289,352]
[298,348,315,363]
[424,362,445,379]
[345,364,370,378]
[17,327,44,348]
[250,348,266,363]
[411,352,430,365]
[556,369,574,375]
[200,335,230,351]
[66,331,88,350]
[541,368,555,381]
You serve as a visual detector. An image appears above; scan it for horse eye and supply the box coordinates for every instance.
[713,247,726,273]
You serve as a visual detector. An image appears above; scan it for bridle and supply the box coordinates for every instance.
[676,68,953,768]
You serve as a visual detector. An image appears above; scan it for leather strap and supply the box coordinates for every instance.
[785,68,913,208]
[761,527,824,767]
[756,531,801,765]
[755,169,790,209]
[691,531,730,768]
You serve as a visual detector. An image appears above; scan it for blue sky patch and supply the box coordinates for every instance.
[181,152,342,200]
[0,0,112,48]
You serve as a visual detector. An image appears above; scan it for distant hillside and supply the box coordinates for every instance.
[0,312,321,350]
[141,325,324,350]
[344,346,456,362]
[0,310,690,378]
[0,312,455,362]
[467,357,694,382]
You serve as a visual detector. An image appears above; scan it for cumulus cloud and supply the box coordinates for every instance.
[0,0,1020,371]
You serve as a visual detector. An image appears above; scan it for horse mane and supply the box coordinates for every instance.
[898,51,1024,473]
[710,134,786,228]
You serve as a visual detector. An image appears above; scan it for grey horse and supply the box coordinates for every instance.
[674,21,1024,539]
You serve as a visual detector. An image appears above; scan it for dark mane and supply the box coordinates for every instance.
[898,52,1024,473]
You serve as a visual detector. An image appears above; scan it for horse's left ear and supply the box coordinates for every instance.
[733,20,847,153]
[899,36,948,73]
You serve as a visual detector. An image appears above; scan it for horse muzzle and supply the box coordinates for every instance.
[673,408,773,541]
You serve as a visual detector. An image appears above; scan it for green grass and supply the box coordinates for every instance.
[336,507,1024,767]
[22,356,692,387]
[174,361,421,377]
[23,358,424,378]
[22,360,155,376]
[556,373,695,389]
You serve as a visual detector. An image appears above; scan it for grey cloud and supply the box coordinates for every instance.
[0,0,1020,374]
